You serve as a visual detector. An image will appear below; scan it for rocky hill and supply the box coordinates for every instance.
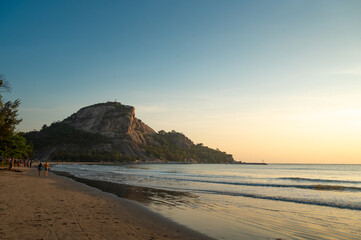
[25,102,234,163]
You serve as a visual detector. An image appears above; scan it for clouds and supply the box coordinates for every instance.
[331,66,361,77]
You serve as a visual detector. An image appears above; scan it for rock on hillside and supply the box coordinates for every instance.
[63,102,155,145]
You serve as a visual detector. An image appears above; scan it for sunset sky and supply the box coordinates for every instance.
[1,0,360,163]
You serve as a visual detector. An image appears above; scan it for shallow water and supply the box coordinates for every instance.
[53,164,361,239]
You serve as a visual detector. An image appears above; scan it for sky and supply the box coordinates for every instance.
[1,0,361,164]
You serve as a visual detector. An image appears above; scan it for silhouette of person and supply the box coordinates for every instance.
[44,162,50,176]
[38,162,43,176]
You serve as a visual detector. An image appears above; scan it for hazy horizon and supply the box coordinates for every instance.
[1,0,360,164]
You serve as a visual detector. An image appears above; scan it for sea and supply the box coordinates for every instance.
[52,163,361,240]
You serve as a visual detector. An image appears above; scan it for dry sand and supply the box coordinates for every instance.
[0,167,213,240]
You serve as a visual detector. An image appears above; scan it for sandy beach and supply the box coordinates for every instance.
[0,167,213,240]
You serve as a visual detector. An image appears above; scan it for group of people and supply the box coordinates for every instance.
[5,158,33,170]
[37,161,50,176]
[23,159,33,168]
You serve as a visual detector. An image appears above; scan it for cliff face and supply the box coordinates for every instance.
[63,102,155,145]
[25,102,234,163]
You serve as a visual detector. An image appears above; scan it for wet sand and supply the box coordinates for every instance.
[0,167,213,240]
[52,170,200,208]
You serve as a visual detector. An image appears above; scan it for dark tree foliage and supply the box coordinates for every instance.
[0,75,33,160]
[0,133,33,159]
[0,75,11,106]
[51,151,137,162]
[0,99,22,142]
[144,130,234,163]
[24,122,110,150]
[25,121,134,162]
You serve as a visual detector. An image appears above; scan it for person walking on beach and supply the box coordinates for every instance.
[38,162,42,176]
[44,162,50,176]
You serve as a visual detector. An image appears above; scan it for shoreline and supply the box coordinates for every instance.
[0,167,213,240]
[52,170,198,207]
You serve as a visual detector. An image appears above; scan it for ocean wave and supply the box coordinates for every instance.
[148,176,361,192]
[53,165,361,192]
[279,177,361,184]
[194,189,361,211]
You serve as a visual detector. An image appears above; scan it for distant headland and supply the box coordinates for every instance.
[25,102,235,164]
[234,161,268,165]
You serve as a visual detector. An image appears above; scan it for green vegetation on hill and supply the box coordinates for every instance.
[64,101,132,123]
[51,151,137,162]
[145,131,234,163]
[24,122,110,150]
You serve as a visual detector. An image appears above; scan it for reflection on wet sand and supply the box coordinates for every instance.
[53,171,199,208]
